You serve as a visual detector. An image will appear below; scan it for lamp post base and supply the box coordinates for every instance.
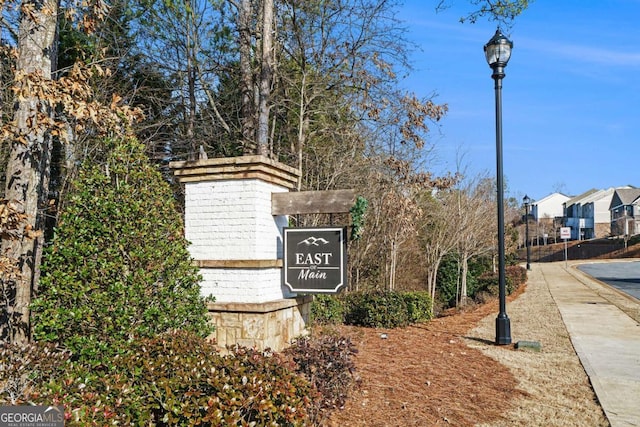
[495,315,512,345]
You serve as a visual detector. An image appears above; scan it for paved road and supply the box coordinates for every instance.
[577,261,640,300]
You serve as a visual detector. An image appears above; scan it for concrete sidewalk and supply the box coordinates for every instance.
[537,261,640,427]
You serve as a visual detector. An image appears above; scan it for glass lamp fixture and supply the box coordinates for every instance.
[484,29,513,68]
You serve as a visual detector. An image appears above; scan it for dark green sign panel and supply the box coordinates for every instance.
[283,227,347,294]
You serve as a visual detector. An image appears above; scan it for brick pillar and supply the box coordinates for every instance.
[170,155,310,350]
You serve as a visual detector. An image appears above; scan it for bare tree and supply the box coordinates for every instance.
[358,168,422,291]
[452,175,496,306]
[137,0,234,158]
[275,0,447,185]
[417,187,461,310]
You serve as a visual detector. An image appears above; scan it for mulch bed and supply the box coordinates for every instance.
[326,287,528,426]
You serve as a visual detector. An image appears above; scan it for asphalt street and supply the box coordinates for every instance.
[577,261,640,300]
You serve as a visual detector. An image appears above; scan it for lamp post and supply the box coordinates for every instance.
[523,195,531,270]
[484,28,513,346]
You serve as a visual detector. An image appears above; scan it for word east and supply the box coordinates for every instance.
[295,252,333,265]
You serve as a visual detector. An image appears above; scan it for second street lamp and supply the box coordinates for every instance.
[484,28,513,346]
[523,195,531,270]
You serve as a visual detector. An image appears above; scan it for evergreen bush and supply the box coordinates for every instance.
[402,291,433,323]
[506,265,527,293]
[31,137,211,361]
[465,258,484,300]
[343,290,432,328]
[435,254,461,308]
[436,254,487,308]
[1,332,364,426]
[22,331,312,426]
[476,272,500,298]
[310,294,346,325]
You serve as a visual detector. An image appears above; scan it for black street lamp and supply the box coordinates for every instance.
[484,28,513,346]
[523,195,531,270]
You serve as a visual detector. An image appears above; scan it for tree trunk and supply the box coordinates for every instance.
[185,0,197,155]
[460,254,469,306]
[455,257,461,307]
[426,269,436,314]
[239,0,256,153]
[256,0,274,156]
[1,0,58,344]
[389,240,397,291]
[296,72,307,190]
[430,259,440,311]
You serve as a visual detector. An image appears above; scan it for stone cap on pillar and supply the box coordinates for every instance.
[170,155,300,190]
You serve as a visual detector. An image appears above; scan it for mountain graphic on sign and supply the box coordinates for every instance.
[298,236,330,246]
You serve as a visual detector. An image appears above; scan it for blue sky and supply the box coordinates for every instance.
[397,0,640,202]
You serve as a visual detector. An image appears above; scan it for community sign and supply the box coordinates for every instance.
[283,227,347,294]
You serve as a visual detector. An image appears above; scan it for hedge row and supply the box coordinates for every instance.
[311,290,433,328]
[312,266,527,326]
[0,331,358,426]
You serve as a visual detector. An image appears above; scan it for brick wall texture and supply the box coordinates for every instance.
[184,179,288,260]
[183,178,293,304]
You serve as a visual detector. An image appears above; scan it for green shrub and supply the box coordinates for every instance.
[285,334,358,425]
[1,331,362,426]
[435,254,460,308]
[436,254,488,308]
[31,137,211,362]
[402,291,433,323]
[629,234,640,246]
[343,290,431,328]
[31,331,312,426]
[343,291,406,328]
[311,295,346,325]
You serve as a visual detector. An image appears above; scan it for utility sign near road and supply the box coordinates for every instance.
[283,227,347,294]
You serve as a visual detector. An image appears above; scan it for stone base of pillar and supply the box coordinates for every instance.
[207,295,312,352]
